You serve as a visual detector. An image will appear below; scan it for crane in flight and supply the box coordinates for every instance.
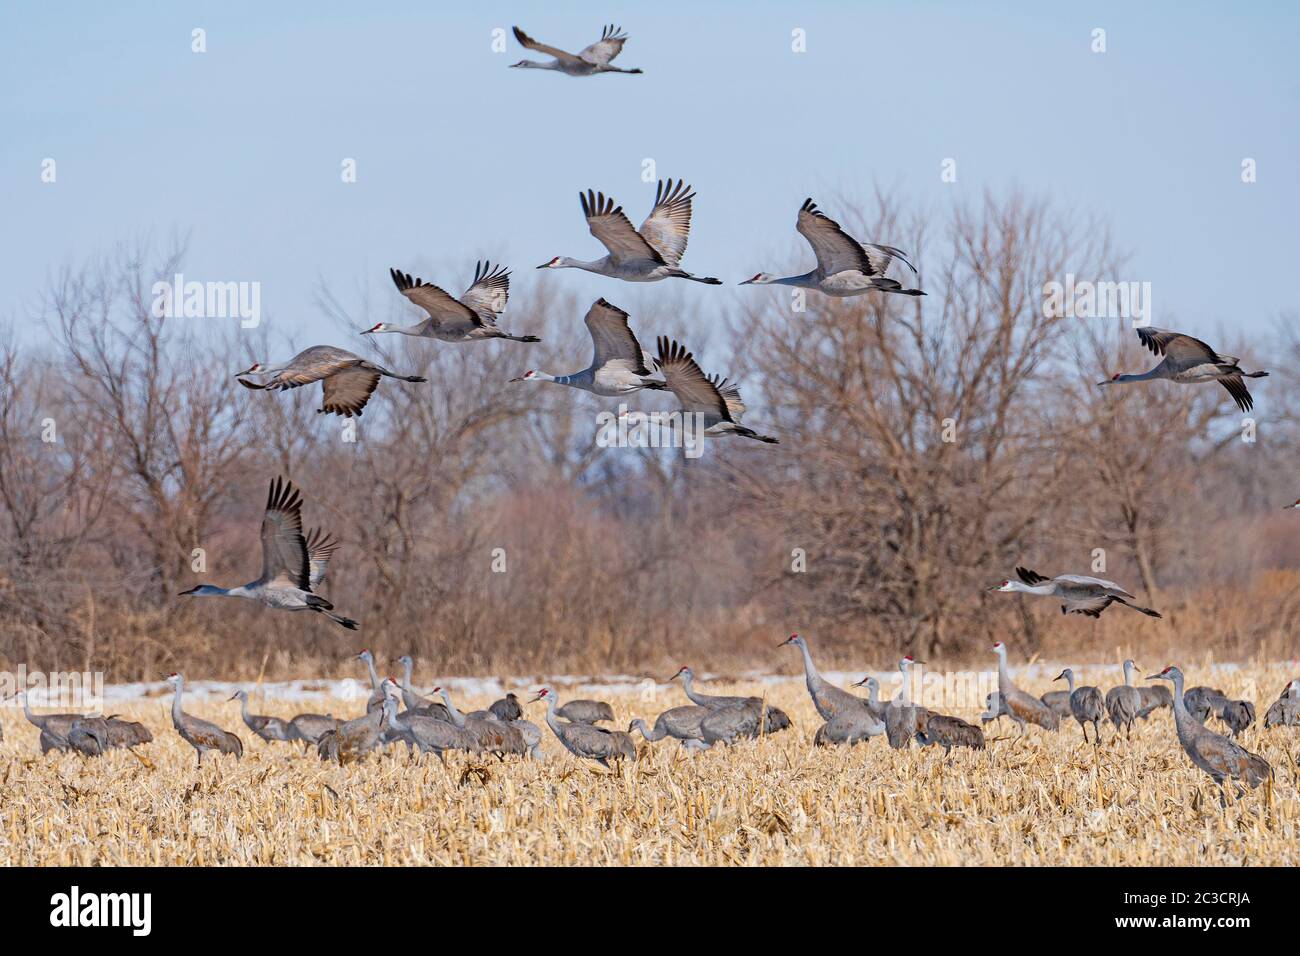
[1099,326,1268,412]
[235,345,425,418]
[989,567,1160,619]
[510,24,643,76]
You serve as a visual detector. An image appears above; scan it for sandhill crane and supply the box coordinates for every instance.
[779,634,869,720]
[1106,660,1143,739]
[66,718,110,756]
[1147,666,1271,806]
[384,699,479,762]
[229,690,296,744]
[14,689,84,741]
[1264,679,1298,728]
[991,643,1060,732]
[318,678,397,762]
[629,705,709,745]
[538,180,721,284]
[179,477,358,629]
[848,675,890,723]
[1054,668,1105,743]
[1183,685,1228,724]
[815,698,885,747]
[374,262,540,344]
[1216,699,1255,738]
[555,699,614,724]
[393,656,452,721]
[876,657,930,750]
[1099,327,1268,413]
[989,567,1161,619]
[653,337,779,443]
[103,716,153,748]
[529,687,635,767]
[981,691,1009,725]
[235,346,426,418]
[432,687,528,756]
[668,666,753,711]
[740,199,924,297]
[288,712,338,747]
[1137,683,1173,720]
[510,299,665,396]
[163,674,243,767]
[916,712,986,755]
[489,693,523,721]
[356,650,385,712]
[695,697,791,747]
[510,24,643,75]
[1040,687,1073,719]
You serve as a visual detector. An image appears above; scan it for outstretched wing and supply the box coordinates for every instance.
[320,368,380,418]
[305,528,339,590]
[258,477,311,591]
[578,24,628,65]
[796,199,877,276]
[1218,375,1254,412]
[654,337,731,421]
[254,346,361,392]
[1054,574,1133,597]
[585,299,652,375]
[460,261,510,326]
[512,26,581,64]
[581,189,664,265]
[1015,566,1050,586]
[390,268,483,331]
[1135,327,1224,364]
[638,179,695,267]
[861,242,918,276]
[707,373,746,421]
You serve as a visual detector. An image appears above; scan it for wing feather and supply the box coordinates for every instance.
[585,299,651,374]
[258,477,311,591]
[637,178,694,266]
[460,261,510,325]
[654,337,731,420]
[581,190,663,265]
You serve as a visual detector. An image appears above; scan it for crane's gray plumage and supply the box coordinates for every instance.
[555,698,614,724]
[1105,660,1143,740]
[537,181,721,283]
[489,693,524,721]
[1099,327,1268,412]
[164,673,243,767]
[317,678,397,763]
[376,262,539,343]
[1148,666,1271,805]
[236,345,426,418]
[694,697,791,748]
[780,634,873,720]
[1055,668,1105,743]
[510,24,643,76]
[629,705,709,745]
[178,477,358,630]
[511,298,664,396]
[531,687,635,767]
[1137,683,1173,720]
[229,689,297,743]
[434,687,528,756]
[670,666,753,711]
[654,337,779,443]
[991,567,1161,619]
[991,643,1060,732]
[1264,679,1298,728]
[740,198,924,297]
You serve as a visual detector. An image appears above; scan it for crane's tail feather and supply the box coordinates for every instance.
[503,333,541,342]
[1244,370,1269,378]
[320,609,360,630]
[678,273,723,285]
[236,378,268,390]
[303,593,335,611]
[1118,598,1162,618]
[639,379,667,390]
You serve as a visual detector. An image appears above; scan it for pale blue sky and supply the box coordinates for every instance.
[3,1,1297,344]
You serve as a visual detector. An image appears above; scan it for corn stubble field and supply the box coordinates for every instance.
[2,664,1296,866]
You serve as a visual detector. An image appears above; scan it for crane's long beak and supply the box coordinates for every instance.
[227,693,239,701]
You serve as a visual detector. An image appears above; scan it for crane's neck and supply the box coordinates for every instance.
[517,59,558,71]
[796,642,820,687]
[1124,661,1136,686]
[542,694,565,735]
[556,257,606,274]
[21,692,37,723]
[401,660,413,687]
[239,695,251,722]
[1012,581,1055,596]
[897,666,913,705]
[867,682,880,705]
[361,657,380,692]
[1114,369,1162,384]
[630,718,661,741]
[995,650,1011,685]
[680,672,703,706]
[777,272,819,288]
[385,701,407,733]
[438,690,466,728]
[1061,671,1076,693]
[171,679,185,723]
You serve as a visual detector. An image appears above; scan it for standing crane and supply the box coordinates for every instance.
[103,716,153,749]
[529,687,635,767]
[629,705,710,745]
[1264,679,1298,728]
[393,656,452,721]
[989,567,1161,618]
[163,674,243,767]
[538,180,721,284]
[695,697,791,747]
[780,634,872,720]
[13,689,84,744]
[669,666,753,711]
[432,687,528,756]
[356,650,385,712]
[510,299,665,396]
[1137,683,1173,720]
[1183,685,1228,724]
[1054,668,1105,743]
[1146,666,1271,806]
[1105,660,1143,740]
[287,712,339,748]
[1099,326,1269,413]
[740,198,924,297]
[849,675,890,723]
[317,678,398,763]
[235,345,426,418]
[229,690,296,744]
[178,477,358,629]
[880,657,930,750]
[991,643,1060,732]
[489,693,524,721]
[510,24,643,76]
[383,698,479,762]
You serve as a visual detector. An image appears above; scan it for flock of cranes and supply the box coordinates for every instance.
[11,639,1295,810]
[34,21,1281,824]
